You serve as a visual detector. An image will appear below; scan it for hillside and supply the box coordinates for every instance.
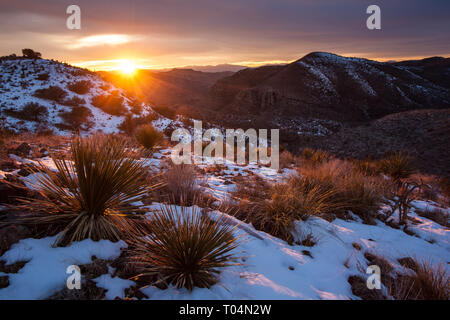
[100,68,233,112]
[206,52,450,124]
[0,57,175,134]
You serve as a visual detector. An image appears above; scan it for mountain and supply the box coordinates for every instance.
[0,57,174,134]
[178,63,246,73]
[205,52,450,124]
[100,68,233,111]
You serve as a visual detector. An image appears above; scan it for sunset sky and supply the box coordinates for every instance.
[1,0,449,71]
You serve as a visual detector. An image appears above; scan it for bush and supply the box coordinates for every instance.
[301,148,331,166]
[13,134,157,246]
[91,92,126,116]
[163,163,199,205]
[34,86,68,103]
[67,80,91,95]
[130,205,241,291]
[36,73,49,81]
[5,102,48,122]
[135,124,163,150]
[379,151,415,182]
[22,48,41,59]
[392,259,449,300]
[63,96,85,107]
[59,106,93,130]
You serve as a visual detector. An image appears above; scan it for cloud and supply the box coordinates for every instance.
[67,34,142,49]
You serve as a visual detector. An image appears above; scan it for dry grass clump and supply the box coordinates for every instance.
[163,163,200,205]
[278,150,296,170]
[67,80,91,95]
[415,207,449,228]
[296,160,384,223]
[229,159,385,243]
[130,205,241,291]
[9,134,158,246]
[391,258,449,300]
[300,148,331,166]
[135,124,163,151]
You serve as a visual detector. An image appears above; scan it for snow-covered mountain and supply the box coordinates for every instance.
[0,57,175,134]
[206,52,450,123]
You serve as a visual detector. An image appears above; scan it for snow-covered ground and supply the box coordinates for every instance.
[0,147,448,300]
[0,58,180,134]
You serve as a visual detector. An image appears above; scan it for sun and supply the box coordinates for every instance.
[118,60,137,75]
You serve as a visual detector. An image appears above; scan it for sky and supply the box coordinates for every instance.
[0,0,449,71]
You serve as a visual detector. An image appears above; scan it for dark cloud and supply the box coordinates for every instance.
[0,0,449,68]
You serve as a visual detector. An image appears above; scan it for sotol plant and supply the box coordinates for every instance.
[130,205,242,291]
[15,134,159,246]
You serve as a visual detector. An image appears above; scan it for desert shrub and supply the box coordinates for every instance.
[152,105,176,119]
[36,73,49,81]
[67,80,91,95]
[301,148,331,166]
[231,160,384,242]
[128,98,143,115]
[392,259,449,300]
[295,160,384,223]
[130,205,241,291]
[59,106,93,131]
[353,159,379,177]
[135,124,163,151]
[12,134,157,246]
[91,92,126,116]
[5,102,48,122]
[22,48,41,59]
[34,86,68,103]
[163,163,199,205]
[278,150,296,170]
[63,96,85,107]
[415,207,449,228]
[379,151,415,182]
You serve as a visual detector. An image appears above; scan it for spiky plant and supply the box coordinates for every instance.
[135,124,163,151]
[379,151,415,182]
[16,134,159,246]
[130,205,242,291]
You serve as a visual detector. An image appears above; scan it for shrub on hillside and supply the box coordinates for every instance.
[135,124,163,151]
[130,205,241,291]
[59,106,93,131]
[22,48,41,59]
[36,73,49,81]
[67,80,91,95]
[91,92,126,116]
[34,86,68,103]
[62,96,85,107]
[5,102,48,122]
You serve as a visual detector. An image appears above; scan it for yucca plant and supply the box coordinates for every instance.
[135,124,163,151]
[130,205,242,291]
[14,134,160,246]
[379,151,415,182]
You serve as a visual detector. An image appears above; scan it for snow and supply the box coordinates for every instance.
[93,274,135,300]
[0,236,126,300]
[0,58,173,135]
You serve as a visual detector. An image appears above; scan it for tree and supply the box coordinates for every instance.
[22,49,42,59]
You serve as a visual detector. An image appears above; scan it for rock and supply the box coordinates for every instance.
[8,142,32,157]
[0,179,29,204]
[0,276,9,289]
[0,225,31,256]
[0,160,19,172]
